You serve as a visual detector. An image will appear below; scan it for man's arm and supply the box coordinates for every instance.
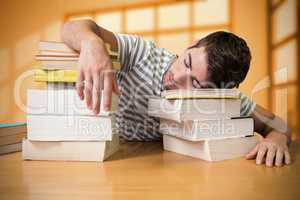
[246,104,292,167]
[61,19,120,114]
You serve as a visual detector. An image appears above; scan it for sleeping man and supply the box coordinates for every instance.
[61,19,292,167]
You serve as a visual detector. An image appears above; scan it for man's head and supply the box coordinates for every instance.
[163,31,251,89]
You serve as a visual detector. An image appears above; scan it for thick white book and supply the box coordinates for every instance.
[148,97,241,122]
[160,118,253,141]
[163,134,259,162]
[27,89,111,116]
[22,133,119,162]
[161,89,239,100]
[27,114,112,141]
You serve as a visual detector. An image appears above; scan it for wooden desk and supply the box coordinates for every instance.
[0,140,300,200]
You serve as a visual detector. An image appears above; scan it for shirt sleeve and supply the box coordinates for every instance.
[114,33,149,74]
[239,92,256,117]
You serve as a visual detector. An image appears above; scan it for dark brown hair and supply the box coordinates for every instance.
[189,31,251,88]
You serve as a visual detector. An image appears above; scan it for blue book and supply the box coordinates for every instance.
[0,122,26,128]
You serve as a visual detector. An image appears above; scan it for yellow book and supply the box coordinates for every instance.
[34,69,77,83]
[34,59,121,82]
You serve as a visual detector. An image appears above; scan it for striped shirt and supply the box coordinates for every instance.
[114,33,256,141]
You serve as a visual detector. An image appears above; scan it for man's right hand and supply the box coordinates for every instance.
[77,38,120,115]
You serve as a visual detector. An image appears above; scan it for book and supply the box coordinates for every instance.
[163,134,259,161]
[38,60,121,70]
[148,97,241,122]
[0,143,22,155]
[38,50,79,57]
[0,133,26,146]
[22,133,119,162]
[27,114,113,141]
[36,56,79,61]
[161,89,240,100]
[39,41,77,53]
[159,117,253,141]
[36,54,118,61]
[27,89,112,116]
[34,68,121,83]
[38,41,118,57]
[34,69,77,83]
[46,82,75,90]
[0,123,26,137]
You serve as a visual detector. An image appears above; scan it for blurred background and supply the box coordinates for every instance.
[0,0,299,138]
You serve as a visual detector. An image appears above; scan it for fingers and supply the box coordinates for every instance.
[275,149,284,167]
[80,67,115,114]
[284,150,291,165]
[265,146,276,167]
[254,142,291,167]
[76,70,85,100]
[256,145,267,165]
[92,72,102,114]
[84,73,93,110]
[245,144,259,160]
[113,75,121,96]
[103,69,113,111]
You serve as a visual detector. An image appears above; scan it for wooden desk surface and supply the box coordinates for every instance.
[0,140,300,200]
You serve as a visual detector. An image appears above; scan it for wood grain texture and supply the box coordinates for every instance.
[0,140,300,200]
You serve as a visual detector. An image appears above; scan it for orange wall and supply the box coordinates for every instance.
[232,0,269,109]
[0,0,269,123]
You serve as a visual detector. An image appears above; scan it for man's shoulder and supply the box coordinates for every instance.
[114,33,175,57]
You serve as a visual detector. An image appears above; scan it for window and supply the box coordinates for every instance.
[126,7,154,33]
[66,0,232,55]
[268,0,299,138]
[96,12,122,33]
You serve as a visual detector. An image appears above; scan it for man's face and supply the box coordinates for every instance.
[163,47,209,90]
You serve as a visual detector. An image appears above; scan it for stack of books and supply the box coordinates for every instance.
[148,89,259,162]
[22,41,120,162]
[0,123,26,155]
[34,41,120,82]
